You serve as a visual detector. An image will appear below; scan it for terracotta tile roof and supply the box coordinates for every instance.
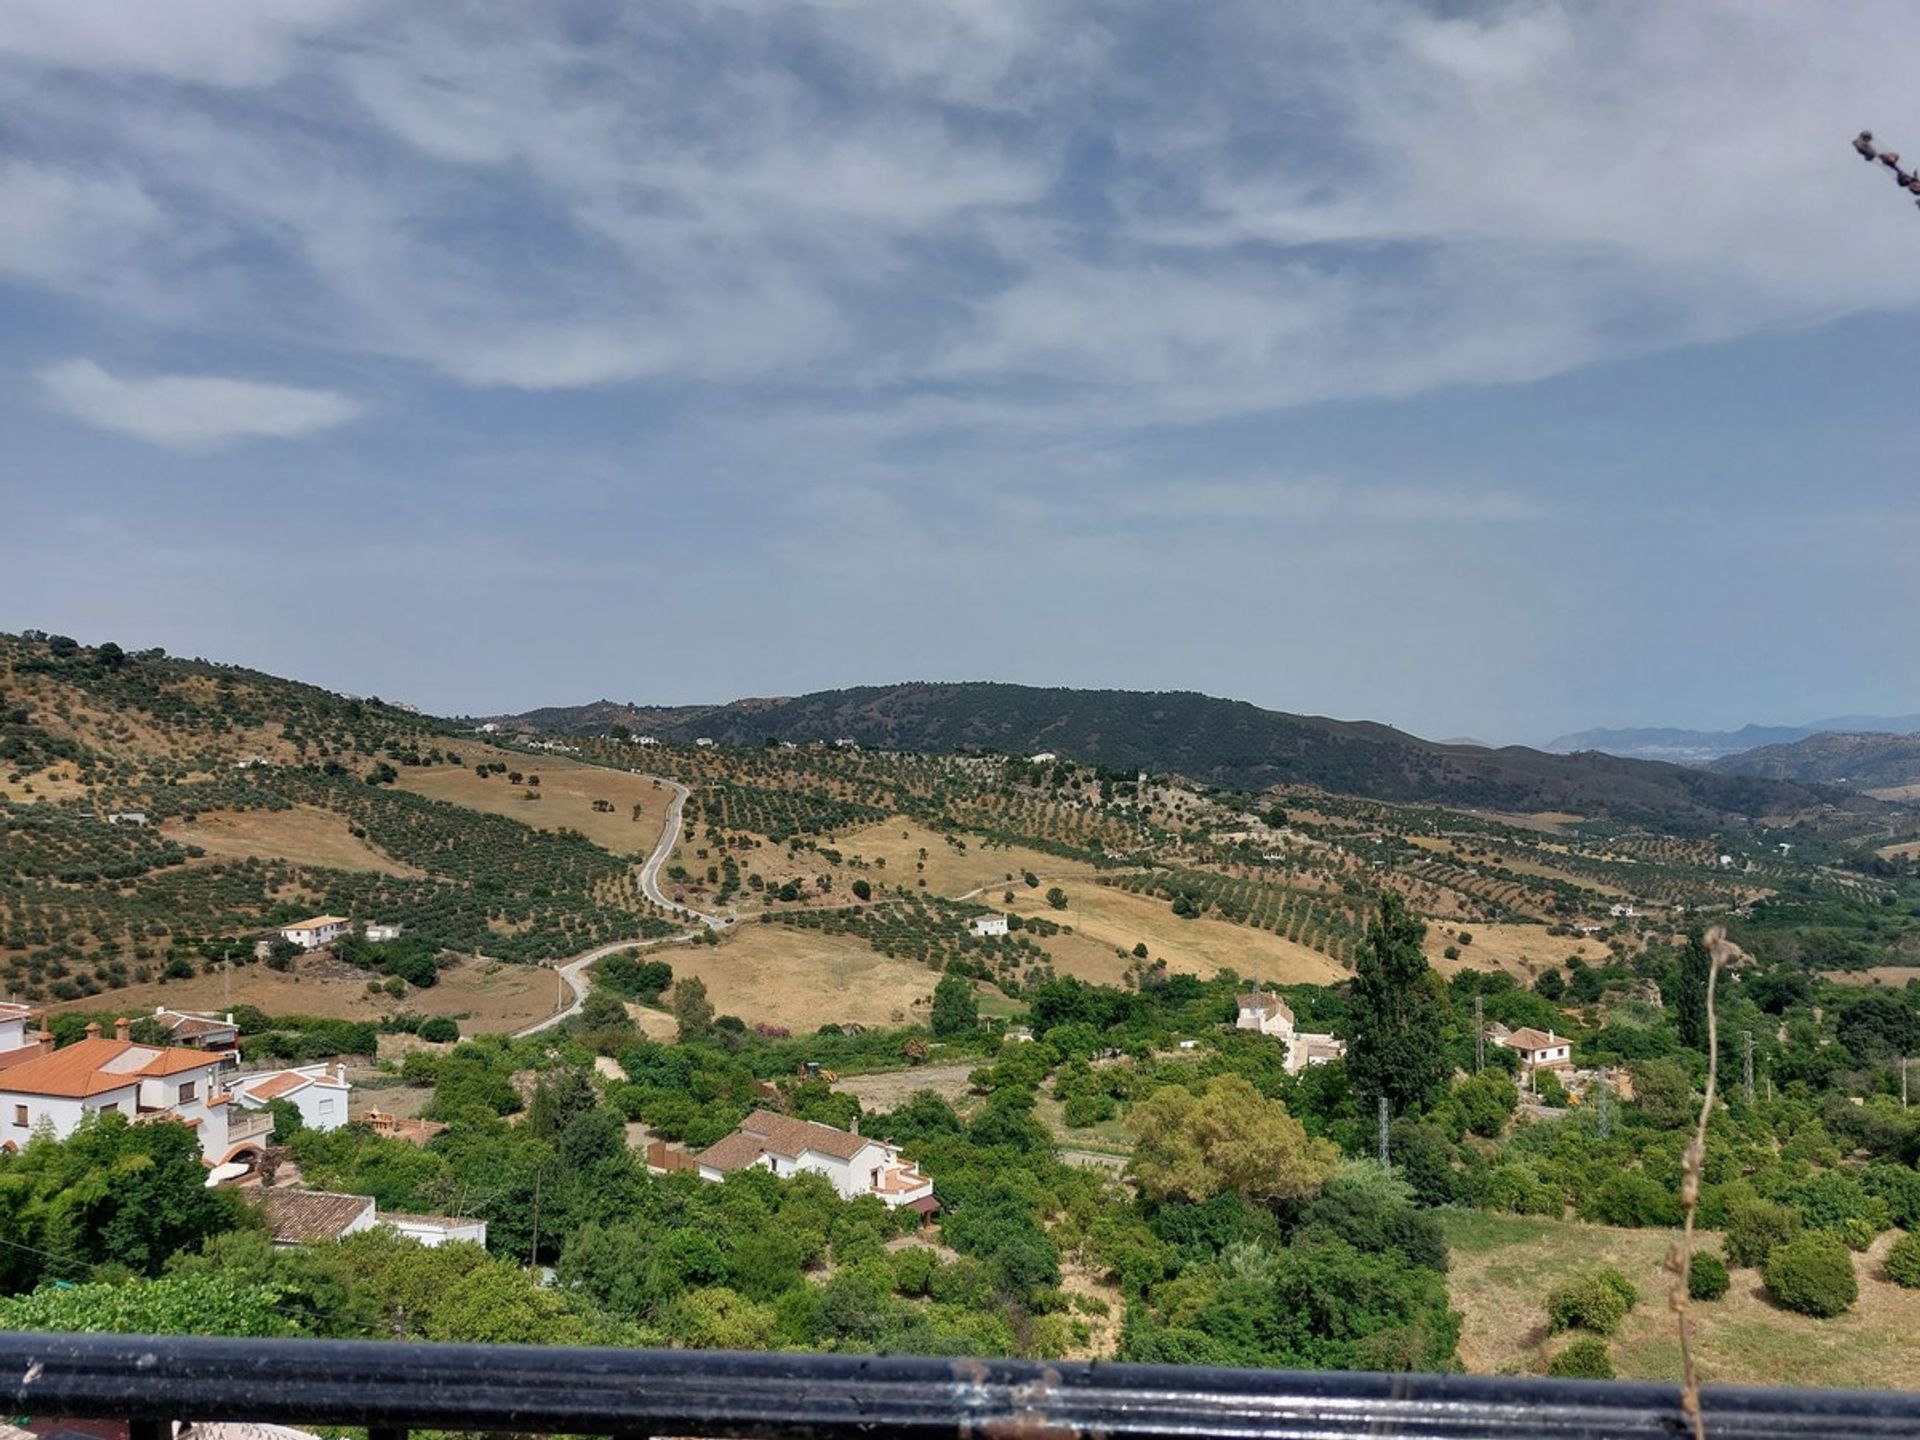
[739,1109,874,1161]
[253,1189,374,1243]
[695,1129,770,1173]
[164,1011,237,1039]
[0,1043,50,1072]
[1501,1027,1566,1052]
[0,1037,220,1098]
[1238,993,1294,1020]
[283,915,348,931]
[242,1071,311,1101]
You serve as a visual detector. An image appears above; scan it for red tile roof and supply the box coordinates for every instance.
[739,1109,874,1161]
[253,1189,374,1244]
[242,1071,311,1101]
[0,1038,222,1098]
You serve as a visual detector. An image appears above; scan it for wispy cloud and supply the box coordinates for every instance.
[38,359,361,450]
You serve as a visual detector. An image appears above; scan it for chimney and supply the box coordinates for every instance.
[84,1021,100,1039]
[115,1017,130,1042]
[157,1005,167,1018]
[336,1063,347,1085]
[225,1013,234,1025]
[849,1114,860,1137]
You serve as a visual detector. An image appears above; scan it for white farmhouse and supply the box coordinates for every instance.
[1608,903,1637,919]
[1029,752,1057,764]
[231,1062,352,1132]
[968,914,1010,938]
[363,922,403,943]
[1496,1026,1574,1073]
[694,737,716,749]
[0,1019,273,1167]
[696,1110,937,1217]
[278,915,350,950]
[1234,990,1347,1075]
[253,1189,488,1249]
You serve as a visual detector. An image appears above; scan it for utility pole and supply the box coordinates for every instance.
[1594,1072,1610,1140]
[1474,994,1484,1074]
[1742,1031,1755,1107]
[1377,1096,1390,1168]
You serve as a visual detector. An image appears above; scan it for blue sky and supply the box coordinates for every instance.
[3,0,1918,745]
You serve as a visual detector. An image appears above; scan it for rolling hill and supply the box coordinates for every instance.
[1711,730,1920,794]
[1546,715,1920,765]
[494,683,1862,828]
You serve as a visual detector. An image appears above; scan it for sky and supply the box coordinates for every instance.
[4,0,1919,747]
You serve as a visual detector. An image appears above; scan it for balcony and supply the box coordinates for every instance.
[223,1108,275,1142]
[2,1333,1915,1440]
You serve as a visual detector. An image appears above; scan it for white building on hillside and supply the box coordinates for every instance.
[696,1110,937,1217]
[1234,989,1348,1075]
[0,1019,273,1167]
[1496,1026,1574,1073]
[149,1007,241,1063]
[969,914,1010,938]
[253,1189,487,1249]
[363,922,402,943]
[278,915,350,950]
[0,1003,39,1062]
[231,1062,352,1132]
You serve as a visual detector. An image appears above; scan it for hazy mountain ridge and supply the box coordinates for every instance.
[1546,715,1920,765]
[1710,730,1920,793]
[496,682,1863,828]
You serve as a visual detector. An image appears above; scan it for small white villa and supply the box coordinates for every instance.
[1234,989,1347,1074]
[231,1062,352,1132]
[696,1110,937,1217]
[1496,1026,1574,1073]
[968,914,1010,938]
[278,915,350,950]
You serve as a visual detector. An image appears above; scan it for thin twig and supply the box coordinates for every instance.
[1671,927,1740,1440]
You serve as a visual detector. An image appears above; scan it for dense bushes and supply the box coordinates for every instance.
[1547,1336,1615,1379]
[1883,1232,1920,1288]
[1688,1252,1729,1301]
[1763,1234,1857,1317]
[1726,1198,1802,1269]
[1546,1268,1637,1336]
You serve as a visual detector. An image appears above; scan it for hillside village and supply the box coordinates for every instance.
[3,634,1920,1384]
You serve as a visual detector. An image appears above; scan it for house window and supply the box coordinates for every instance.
[98,1102,118,1114]
[318,1098,336,1117]
[870,1167,882,1188]
[179,1080,197,1102]
[12,1105,26,1127]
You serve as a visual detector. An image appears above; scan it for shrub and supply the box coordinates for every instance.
[417,1016,459,1043]
[1580,1171,1682,1228]
[1884,1232,1920,1288]
[1839,1217,1879,1253]
[1687,1252,1729,1301]
[1726,1198,1802,1268]
[1547,1268,1637,1336]
[1863,1164,1920,1230]
[1764,1234,1857,1318]
[1547,1337,1614,1379]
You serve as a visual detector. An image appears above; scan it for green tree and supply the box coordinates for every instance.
[1764,1233,1857,1317]
[930,973,979,1037]
[1675,929,1711,1052]
[1453,1072,1518,1139]
[1129,1076,1338,1206]
[1347,893,1450,1115]
[673,976,715,1040]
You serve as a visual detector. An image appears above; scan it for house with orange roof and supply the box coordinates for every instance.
[0,1003,51,1070]
[231,1062,352,1132]
[0,1018,274,1167]
[695,1109,936,1216]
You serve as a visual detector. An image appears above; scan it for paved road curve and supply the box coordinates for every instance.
[513,773,726,1038]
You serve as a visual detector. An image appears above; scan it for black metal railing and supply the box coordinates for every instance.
[6,1333,1920,1440]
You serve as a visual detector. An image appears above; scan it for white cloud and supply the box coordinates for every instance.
[38,359,361,450]
[0,0,363,86]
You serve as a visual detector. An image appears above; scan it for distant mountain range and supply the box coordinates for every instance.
[491,682,1870,829]
[1711,730,1920,794]
[1545,716,1920,766]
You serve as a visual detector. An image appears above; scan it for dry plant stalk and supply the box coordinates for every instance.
[1670,927,1741,1440]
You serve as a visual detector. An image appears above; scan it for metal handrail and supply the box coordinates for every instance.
[7,1333,1920,1440]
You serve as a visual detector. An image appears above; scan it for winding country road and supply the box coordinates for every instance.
[513,774,727,1038]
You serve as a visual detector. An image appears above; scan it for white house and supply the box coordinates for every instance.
[1029,752,1057,764]
[363,922,403,943]
[252,1189,486,1248]
[1608,903,1637,919]
[968,914,1010,938]
[278,915,350,950]
[0,1019,272,1167]
[0,1003,38,1059]
[1496,1026,1574,1073]
[231,1062,352,1132]
[694,737,716,748]
[150,1007,241,1063]
[105,811,149,827]
[1234,990,1348,1074]
[696,1110,937,1217]
[636,736,660,747]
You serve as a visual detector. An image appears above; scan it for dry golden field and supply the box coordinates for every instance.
[393,748,669,856]
[664,924,939,1031]
[1002,876,1345,985]
[1424,922,1609,981]
[1444,1212,1920,1389]
[163,805,423,876]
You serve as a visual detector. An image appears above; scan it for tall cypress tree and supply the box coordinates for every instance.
[1676,928,1712,1052]
[1347,891,1451,1115]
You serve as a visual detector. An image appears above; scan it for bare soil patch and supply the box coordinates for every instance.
[832,1062,978,1113]
[1426,923,1608,982]
[666,924,938,1031]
